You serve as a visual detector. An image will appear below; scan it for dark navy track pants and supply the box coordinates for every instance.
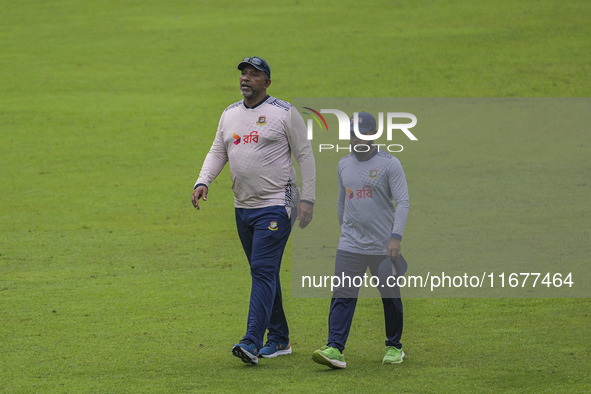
[328,249,403,352]
[235,206,293,349]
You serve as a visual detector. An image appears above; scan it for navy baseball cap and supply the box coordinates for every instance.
[378,255,408,277]
[350,111,377,134]
[237,56,271,78]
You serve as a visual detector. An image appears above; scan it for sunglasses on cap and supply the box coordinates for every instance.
[238,57,271,77]
[242,57,265,66]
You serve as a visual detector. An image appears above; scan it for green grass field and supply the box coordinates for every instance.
[1,0,590,392]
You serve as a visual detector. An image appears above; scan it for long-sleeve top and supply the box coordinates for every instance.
[337,150,409,255]
[195,95,316,208]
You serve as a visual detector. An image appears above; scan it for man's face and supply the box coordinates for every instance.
[350,132,374,151]
[240,65,270,99]
[350,132,375,159]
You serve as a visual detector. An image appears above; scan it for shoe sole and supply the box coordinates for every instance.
[259,347,293,358]
[232,345,258,365]
[312,351,346,369]
[383,350,405,364]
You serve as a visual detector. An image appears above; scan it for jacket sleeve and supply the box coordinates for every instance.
[194,112,229,188]
[389,157,410,239]
[286,106,316,204]
[337,164,345,226]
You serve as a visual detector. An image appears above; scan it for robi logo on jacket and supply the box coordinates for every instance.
[346,185,373,200]
[233,131,259,145]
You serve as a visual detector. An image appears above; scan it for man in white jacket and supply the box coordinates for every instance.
[192,56,316,365]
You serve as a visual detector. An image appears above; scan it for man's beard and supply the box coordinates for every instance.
[241,86,255,98]
[352,142,374,160]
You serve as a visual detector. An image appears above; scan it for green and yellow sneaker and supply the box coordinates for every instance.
[312,346,346,369]
[382,346,405,364]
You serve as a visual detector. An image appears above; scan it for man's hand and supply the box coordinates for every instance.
[388,238,401,261]
[297,202,314,229]
[192,185,208,210]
